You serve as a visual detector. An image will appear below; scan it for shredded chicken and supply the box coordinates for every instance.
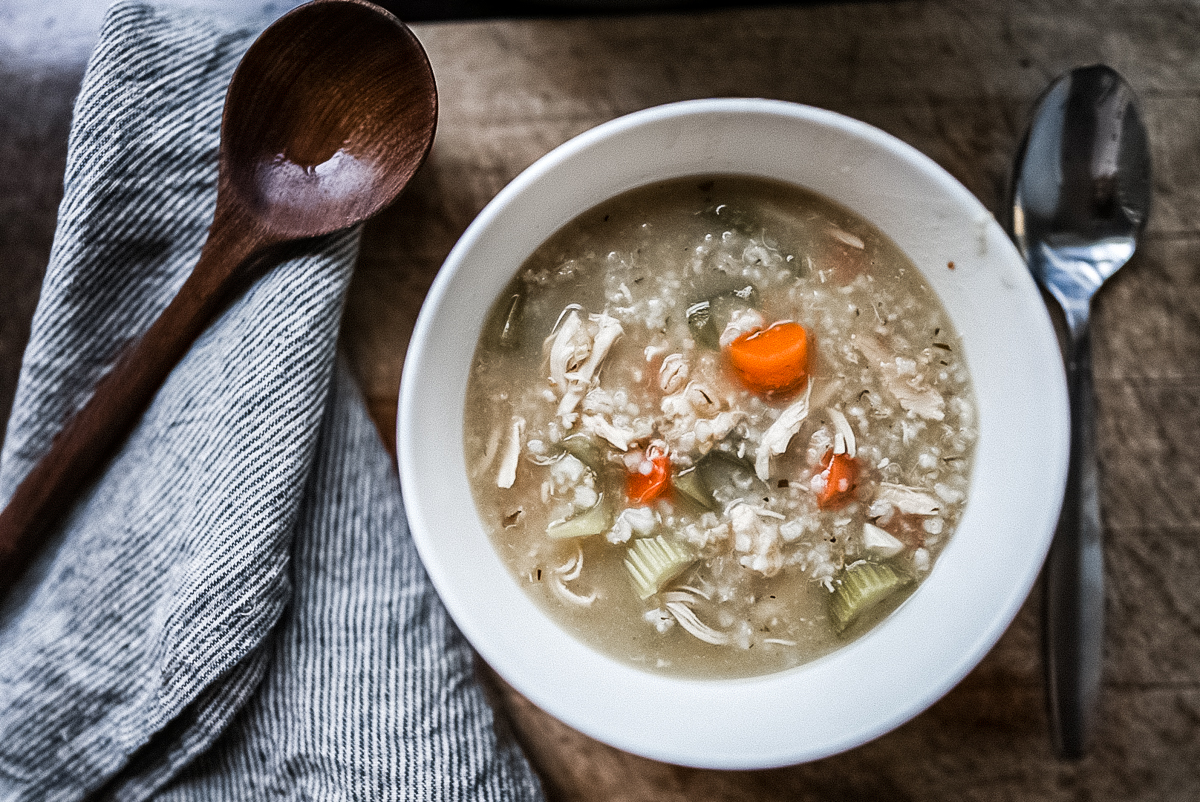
[875,482,941,515]
[556,314,623,419]
[545,310,625,423]
[550,574,595,606]
[607,506,657,544]
[664,600,732,645]
[581,387,615,416]
[547,545,595,606]
[474,423,503,481]
[659,380,744,456]
[861,521,904,558]
[580,413,634,451]
[828,407,857,457]
[546,309,588,391]
[755,379,813,481]
[496,416,525,488]
[830,226,865,250]
[557,544,584,580]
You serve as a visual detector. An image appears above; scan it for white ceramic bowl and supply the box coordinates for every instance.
[399,98,1068,769]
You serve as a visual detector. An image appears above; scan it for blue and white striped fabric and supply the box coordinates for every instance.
[0,2,544,800]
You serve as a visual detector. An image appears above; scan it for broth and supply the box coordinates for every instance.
[463,175,977,678]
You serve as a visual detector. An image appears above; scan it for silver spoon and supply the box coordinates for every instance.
[1011,64,1152,758]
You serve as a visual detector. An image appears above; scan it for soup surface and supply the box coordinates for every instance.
[464,175,977,678]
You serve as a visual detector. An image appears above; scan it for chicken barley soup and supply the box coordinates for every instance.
[464,175,977,678]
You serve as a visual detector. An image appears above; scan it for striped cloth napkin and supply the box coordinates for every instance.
[0,2,543,800]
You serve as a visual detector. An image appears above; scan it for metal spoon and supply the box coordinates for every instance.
[1010,64,1151,758]
[0,0,437,593]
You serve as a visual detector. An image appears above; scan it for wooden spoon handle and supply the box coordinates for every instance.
[0,225,258,593]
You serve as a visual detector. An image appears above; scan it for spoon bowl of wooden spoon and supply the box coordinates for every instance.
[221,0,437,240]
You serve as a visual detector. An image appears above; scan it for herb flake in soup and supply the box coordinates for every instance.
[464,175,977,678]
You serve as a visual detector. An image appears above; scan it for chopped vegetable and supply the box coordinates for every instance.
[685,300,717,349]
[686,284,759,350]
[726,321,809,395]
[673,466,718,511]
[695,449,769,507]
[547,493,613,540]
[861,522,905,558]
[625,535,695,600]
[560,433,602,467]
[815,449,859,509]
[828,561,910,633]
[627,442,671,504]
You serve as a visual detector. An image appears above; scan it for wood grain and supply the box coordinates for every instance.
[3,0,1199,798]
[344,1,1200,798]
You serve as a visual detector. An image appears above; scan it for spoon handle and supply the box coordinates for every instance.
[1044,322,1104,759]
[0,228,257,594]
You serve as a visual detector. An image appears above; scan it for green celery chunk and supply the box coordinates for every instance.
[828,561,911,634]
[673,466,718,511]
[560,433,602,468]
[695,449,769,506]
[686,299,719,349]
[624,535,695,600]
[685,284,759,350]
[546,494,612,540]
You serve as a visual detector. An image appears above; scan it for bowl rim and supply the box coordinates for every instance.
[398,97,1068,768]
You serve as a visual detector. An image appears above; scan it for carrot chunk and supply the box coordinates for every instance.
[815,449,859,509]
[726,321,809,395]
[627,443,671,504]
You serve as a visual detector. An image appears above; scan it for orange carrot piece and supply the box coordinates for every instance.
[627,444,671,505]
[726,321,809,395]
[816,450,859,509]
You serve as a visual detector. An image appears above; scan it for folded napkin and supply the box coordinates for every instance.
[0,2,544,800]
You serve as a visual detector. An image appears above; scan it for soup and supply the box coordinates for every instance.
[463,175,977,678]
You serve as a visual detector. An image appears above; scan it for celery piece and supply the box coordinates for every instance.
[560,433,602,469]
[673,466,718,511]
[624,535,695,600]
[696,449,769,506]
[828,561,911,634]
[685,284,759,350]
[546,494,612,540]
[686,299,719,349]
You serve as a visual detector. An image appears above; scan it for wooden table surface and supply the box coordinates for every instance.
[3,0,1199,799]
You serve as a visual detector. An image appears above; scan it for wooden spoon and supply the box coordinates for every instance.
[0,0,437,593]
